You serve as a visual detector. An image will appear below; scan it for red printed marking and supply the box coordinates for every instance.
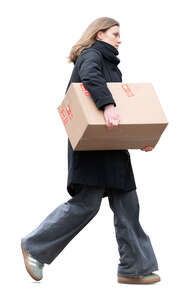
[60,108,68,125]
[66,104,73,120]
[80,83,90,96]
[121,83,134,97]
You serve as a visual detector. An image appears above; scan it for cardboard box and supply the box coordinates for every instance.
[57,82,168,151]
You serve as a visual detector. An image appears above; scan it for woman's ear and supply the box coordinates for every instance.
[96,30,103,41]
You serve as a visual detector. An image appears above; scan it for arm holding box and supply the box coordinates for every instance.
[77,50,116,111]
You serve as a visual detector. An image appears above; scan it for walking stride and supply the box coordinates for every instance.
[21,17,161,284]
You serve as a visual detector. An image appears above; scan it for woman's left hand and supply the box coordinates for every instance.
[140,146,154,151]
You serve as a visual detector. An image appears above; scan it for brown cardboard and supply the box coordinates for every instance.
[57,82,168,151]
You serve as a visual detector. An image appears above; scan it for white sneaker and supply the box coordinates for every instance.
[21,241,44,281]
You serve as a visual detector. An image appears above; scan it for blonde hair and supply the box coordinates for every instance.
[66,17,120,64]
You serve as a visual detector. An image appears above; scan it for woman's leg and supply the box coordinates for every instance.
[107,188,159,277]
[21,185,105,264]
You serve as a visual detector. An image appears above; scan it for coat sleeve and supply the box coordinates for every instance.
[77,50,116,111]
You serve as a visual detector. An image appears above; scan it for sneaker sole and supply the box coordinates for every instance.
[21,241,43,281]
[118,274,161,284]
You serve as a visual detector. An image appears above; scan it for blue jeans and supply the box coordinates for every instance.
[21,185,159,277]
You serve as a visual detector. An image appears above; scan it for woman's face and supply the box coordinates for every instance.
[96,25,121,50]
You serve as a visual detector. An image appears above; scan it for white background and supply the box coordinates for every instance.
[0,0,193,298]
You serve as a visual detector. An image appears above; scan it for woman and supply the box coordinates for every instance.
[21,17,160,284]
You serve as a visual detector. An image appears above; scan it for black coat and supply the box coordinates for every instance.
[65,40,136,198]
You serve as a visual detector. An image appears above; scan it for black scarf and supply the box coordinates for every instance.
[90,40,120,66]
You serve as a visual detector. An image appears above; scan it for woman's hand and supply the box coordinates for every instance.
[103,106,154,151]
[103,104,120,130]
[141,146,154,151]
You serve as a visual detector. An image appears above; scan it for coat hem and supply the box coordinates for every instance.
[67,181,137,198]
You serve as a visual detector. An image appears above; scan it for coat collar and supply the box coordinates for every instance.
[90,40,120,66]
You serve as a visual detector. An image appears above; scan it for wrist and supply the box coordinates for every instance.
[104,104,114,110]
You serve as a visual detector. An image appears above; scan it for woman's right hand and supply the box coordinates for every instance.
[103,104,120,130]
